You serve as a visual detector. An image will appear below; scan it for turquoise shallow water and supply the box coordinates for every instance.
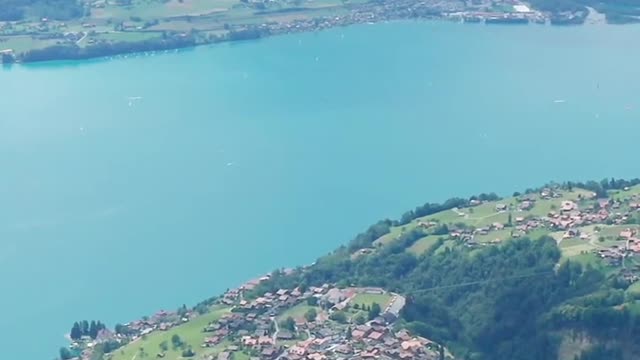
[2,21,640,359]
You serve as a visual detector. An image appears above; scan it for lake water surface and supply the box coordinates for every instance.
[2,21,640,359]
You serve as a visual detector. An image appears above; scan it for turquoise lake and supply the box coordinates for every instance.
[2,21,640,359]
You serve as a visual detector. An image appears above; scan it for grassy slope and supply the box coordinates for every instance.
[108,307,230,360]
[351,293,393,309]
[375,189,592,250]
[407,235,443,255]
[609,184,640,201]
[277,303,318,322]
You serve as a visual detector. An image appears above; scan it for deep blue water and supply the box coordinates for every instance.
[2,21,640,359]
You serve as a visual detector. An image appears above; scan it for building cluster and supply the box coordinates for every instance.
[198,282,436,360]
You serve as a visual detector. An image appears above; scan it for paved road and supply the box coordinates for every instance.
[385,293,406,316]
[271,317,280,344]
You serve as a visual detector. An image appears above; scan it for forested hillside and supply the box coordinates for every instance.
[251,179,640,360]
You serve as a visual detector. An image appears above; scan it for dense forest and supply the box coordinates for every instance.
[250,178,640,360]
[0,0,84,21]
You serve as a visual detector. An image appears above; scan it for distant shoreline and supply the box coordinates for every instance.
[0,8,632,65]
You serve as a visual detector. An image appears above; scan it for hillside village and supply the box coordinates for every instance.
[367,183,640,285]
[64,280,449,360]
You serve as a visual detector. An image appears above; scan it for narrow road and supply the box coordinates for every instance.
[76,32,87,45]
[271,317,279,344]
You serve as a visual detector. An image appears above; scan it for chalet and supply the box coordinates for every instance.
[323,288,345,304]
[401,339,423,352]
[496,204,507,211]
[334,344,353,354]
[307,353,326,360]
[561,201,577,212]
[203,336,221,347]
[277,330,294,340]
[367,331,384,341]
[258,336,274,346]
[289,345,307,356]
[352,329,366,339]
[261,347,280,359]
[519,201,533,210]
[620,229,635,240]
[241,336,257,347]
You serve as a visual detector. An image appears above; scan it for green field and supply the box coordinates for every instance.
[92,0,237,20]
[0,35,57,52]
[277,303,318,322]
[375,189,594,252]
[565,253,614,273]
[626,281,640,295]
[474,229,513,243]
[435,239,457,254]
[108,307,230,360]
[597,224,640,240]
[351,293,393,309]
[407,235,443,255]
[609,185,640,201]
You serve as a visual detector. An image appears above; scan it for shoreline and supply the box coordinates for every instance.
[1,6,637,65]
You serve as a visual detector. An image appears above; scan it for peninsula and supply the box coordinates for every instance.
[59,178,640,360]
[1,0,639,63]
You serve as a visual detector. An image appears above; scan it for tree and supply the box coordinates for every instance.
[329,311,347,324]
[307,296,318,306]
[354,313,366,325]
[353,303,360,310]
[81,320,89,336]
[159,340,169,352]
[60,347,74,360]
[368,302,381,320]
[171,334,183,349]
[195,303,209,315]
[89,320,98,339]
[181,347,195,357]
[280,316,296,332]
[507,213,513,227]
[345,326,352,340]
[70,322,82,340]
[304,308,317,322]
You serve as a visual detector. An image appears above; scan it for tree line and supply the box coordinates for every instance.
[20,36,197,63]
[70,320,107,340]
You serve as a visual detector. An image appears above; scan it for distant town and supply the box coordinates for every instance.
[0,0,610,63]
